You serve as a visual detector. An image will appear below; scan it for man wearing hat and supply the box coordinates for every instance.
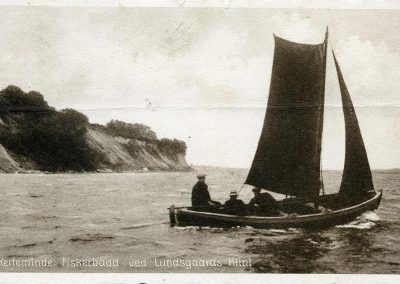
[223,190,246,216]
[248,187,278,216]
[191,174,220,207]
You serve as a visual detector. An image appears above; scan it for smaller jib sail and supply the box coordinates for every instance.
[333,51,374,203]
[245,35,327,199]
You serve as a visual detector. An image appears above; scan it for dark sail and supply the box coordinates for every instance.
[333,52,374,202]
[245,35,327,198]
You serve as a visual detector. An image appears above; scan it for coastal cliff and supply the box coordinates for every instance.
[86,124,189,172]
[0,85,189,173]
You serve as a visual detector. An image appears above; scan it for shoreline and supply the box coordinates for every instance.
[0,167,193,175]
[1,167,398,175]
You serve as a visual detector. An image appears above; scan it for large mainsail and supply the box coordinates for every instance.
[245,35,327,198]
[333,52,374,202]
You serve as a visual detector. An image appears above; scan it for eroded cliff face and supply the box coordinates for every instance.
[86,128,189,172]
[0,144,21,173]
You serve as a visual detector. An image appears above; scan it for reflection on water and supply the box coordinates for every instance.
[243,219,399,273]
[246,232,335,273]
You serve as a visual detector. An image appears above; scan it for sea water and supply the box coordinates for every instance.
[0,168,398,273]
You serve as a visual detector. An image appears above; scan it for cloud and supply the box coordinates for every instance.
[0,8,398,168]
[333,36,400,105]
[270,12,326,43]
[67,24,272,111]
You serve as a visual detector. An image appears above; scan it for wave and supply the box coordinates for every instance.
[335,211,381,230]
[120,221,169,230]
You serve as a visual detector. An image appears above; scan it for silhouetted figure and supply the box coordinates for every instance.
[191,174,220,207]
[248,187,278,216]
[223,190,246,216]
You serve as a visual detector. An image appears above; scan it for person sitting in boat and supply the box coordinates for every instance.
[223,190,246,216]
[191,174,221,208]
[248,187,278,216]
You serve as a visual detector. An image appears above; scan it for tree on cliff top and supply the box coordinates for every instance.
[157,138,187,155]
[105,119,158,141]
[0,86,97,172]
[103,120,187,155]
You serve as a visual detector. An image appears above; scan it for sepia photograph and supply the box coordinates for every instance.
[0,0,399,282]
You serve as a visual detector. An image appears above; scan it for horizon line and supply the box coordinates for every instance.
[191,164,400,171]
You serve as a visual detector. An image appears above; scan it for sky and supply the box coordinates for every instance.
[0,4,399,169]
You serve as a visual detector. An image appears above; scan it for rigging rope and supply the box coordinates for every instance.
[237,184,245,195]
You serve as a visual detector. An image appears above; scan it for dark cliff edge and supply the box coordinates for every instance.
[0,85,190,173]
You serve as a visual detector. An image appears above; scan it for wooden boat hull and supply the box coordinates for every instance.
[172,191,382,229]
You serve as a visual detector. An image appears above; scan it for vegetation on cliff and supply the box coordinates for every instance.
[0,85,188,172]
[104,120,157,141]
[92,120,187,155]
[0,85,96,171]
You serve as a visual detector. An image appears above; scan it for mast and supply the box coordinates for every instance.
[313,27,328,208]
[316,26,329,199]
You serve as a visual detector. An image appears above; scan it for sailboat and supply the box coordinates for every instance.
[169,29,382,229]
